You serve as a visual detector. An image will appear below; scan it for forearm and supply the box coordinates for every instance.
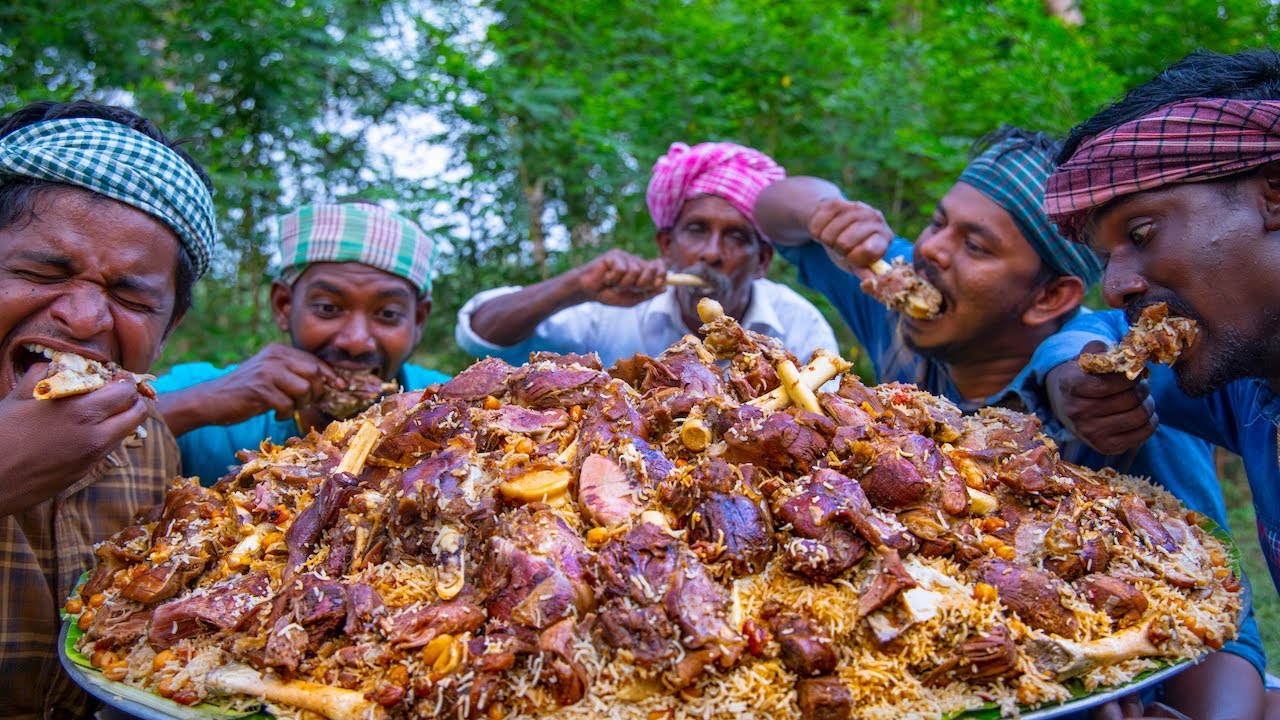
[159,385,237,436]
[468,271,588,346]
[753,176,844,247]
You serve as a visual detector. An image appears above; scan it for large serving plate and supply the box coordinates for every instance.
[60,523,1242,720]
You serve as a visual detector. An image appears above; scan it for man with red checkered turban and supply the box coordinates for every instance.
[1041,47,1280,717]
[456,141,836,368]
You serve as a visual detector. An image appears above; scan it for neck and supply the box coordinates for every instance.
[942,323,1055,403]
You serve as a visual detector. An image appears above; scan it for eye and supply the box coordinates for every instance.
[376,308,407,324]
[1128,222,1153,248]
[311,302,340,318]
[963,237,989,256]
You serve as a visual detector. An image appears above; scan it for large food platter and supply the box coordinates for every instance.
[60,519,1243,720]
[55,304,1246,720]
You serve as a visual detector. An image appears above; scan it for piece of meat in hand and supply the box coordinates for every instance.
[1077,302,1198,380]
[860,258,942,320]
[316,368,396,419]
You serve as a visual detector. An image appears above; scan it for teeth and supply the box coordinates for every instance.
[23,343,56,359]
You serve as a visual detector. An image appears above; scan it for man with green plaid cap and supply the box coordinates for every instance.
[153,202,449,486]
[753,125,1267,718]
[0,100,216,718]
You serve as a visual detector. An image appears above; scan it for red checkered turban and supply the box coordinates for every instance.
[1045,98,1280,242]
[646,142,785,232]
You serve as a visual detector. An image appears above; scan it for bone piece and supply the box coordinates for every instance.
[434,524,466,600]
[749,351,853,411]
[775,358,823,415]
[696,297,725,324]
[336,419,380,475]
[1025,619,1163,680]
[499,467,571,504]
[666,271,713,289]
[967,487,999,516]
[206,663,388,720]
[680,409,712,451]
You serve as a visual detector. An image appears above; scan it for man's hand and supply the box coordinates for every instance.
[159,344,338,436]
[1046,341,1158,455]
[571,249,666,307]
[807,198,895,278]
[0,367,152,516]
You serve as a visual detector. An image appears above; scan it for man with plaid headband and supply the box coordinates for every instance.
[1044,48,1280,630]
[755,124,1268,718]
[455,141,836,367]
[0,100,216,718]
[153,202,449,486]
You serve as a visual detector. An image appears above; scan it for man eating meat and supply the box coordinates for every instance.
[153,202,449,485]
[755,125,1268,718]
[1041,51,1280,709]
[0,100,216,719]
[455,141,837,367]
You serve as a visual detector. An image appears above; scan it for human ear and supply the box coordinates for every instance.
[269,280,294,334]
[1022,275,1085,327]
[1259,161,1280,232]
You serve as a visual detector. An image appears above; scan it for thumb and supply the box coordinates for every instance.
[1081,339,1110,355]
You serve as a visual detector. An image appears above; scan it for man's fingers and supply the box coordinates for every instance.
[1090,700,1125,720]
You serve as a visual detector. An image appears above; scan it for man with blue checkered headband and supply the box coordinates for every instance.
[0,100,217,718]
[151,202,449,487]
[752,125,1267,716]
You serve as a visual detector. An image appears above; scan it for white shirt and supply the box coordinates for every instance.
[455,278,839,368]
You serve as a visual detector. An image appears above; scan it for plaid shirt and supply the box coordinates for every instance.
[1045,98,1280,242]
[0,415,179,719]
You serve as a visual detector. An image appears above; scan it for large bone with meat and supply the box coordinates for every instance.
[1024,619,1164,680]
[207,663,388,720]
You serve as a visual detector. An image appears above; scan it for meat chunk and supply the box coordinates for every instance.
[762,603,837,677]
[796,677,854,720]
[1078,574,1148,628]
[148,572,271,648]
[977,559,1080,638]
[923,625,1021,686]
[688,491,773,576]
[381,595,486,649]
[860,258,942,320]
[855,548,917,618]
[478,506,594,629]
[509,364,610,409]
[1078,303,1198,380]
[1117,496,1179,552]
[577,453,644,528]
[438,357,513,400]
[594,520,743,681]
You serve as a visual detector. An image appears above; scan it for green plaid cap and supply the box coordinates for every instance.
[277,203,435,294]
[0,117,217,278]
[959,136,1103,286]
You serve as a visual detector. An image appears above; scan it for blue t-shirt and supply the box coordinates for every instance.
[1058,310,1280,599]
[777,239,1267,677]
[153,361,450,486]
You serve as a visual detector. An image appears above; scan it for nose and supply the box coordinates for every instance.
[696,232,724,266]
[915,227,952,270]
[332,313,377,357]
[48,284,113,340]
[1101,254,1148,309]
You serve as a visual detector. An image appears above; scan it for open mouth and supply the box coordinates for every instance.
[12,343,57,379]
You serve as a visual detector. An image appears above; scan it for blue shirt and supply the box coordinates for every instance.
[153,361,450,486]
[1059,310,1280,598]
[777,239,1267,677]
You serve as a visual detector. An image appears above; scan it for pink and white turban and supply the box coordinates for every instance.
[645,141,785,231]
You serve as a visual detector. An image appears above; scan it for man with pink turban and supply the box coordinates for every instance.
[456,141,836,367]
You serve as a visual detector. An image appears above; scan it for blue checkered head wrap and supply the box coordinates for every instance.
[0,117,217,278]
[958,132,1103,286]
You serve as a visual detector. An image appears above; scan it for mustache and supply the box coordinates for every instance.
[671,263,732,297]
[315,349,386,370]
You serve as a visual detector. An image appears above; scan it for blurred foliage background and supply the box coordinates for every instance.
[3,0,1278,669]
